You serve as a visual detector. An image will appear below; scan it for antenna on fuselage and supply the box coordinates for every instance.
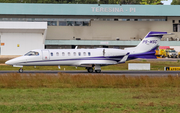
[75,46,78,49]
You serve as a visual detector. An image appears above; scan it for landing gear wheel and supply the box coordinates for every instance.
[19,68,23,73]
[87,68,93,73]
[95,70,101,73]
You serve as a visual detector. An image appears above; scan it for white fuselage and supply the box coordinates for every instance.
[5,48,128,67]
[5,31,168,69]
[5,31,168,73]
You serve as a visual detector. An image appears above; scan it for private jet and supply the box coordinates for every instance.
[5,31,167,73]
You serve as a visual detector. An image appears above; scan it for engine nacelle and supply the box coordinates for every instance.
[103,49,128,57]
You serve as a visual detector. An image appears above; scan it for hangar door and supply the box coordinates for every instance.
[1,33,44,55]
[0,22,47,55]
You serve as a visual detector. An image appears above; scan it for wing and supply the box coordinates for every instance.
[79,60,117,66]
[79,53,130,66]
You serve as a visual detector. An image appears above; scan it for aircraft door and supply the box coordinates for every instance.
[42,50,50,60]
[103,49,106,56]
[103,49,110,57]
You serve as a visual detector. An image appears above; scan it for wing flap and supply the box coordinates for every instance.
[79,60,117,66]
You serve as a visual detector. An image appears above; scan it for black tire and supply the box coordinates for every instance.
[19,68,23,73]
[87,68,93,73]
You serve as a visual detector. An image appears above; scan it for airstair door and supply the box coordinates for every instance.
[42,50,50,60]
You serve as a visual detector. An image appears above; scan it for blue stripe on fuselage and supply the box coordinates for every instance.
[19,55,125,64]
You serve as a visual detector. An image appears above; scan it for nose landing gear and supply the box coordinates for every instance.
[19,68,23,73]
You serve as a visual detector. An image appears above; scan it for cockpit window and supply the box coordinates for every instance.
[24,51,39,56]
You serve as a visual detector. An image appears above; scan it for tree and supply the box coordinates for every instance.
[0,0,162,4]
[140,0,162,5]
[171,0,180,5]
[120,0,142,4]
[97,0,142,4]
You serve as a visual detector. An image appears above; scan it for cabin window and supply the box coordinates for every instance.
[62,52,65,56]
[68,52,70,56]
[83,52,86,56]
[24,51,39,56]
[88,52,91,56]
[56,52,59,56]
[78,52,81,56]
[73,52,76,56]
[51,52,53,56]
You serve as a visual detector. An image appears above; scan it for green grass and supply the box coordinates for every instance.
[1,60,180,71]
[0,73,179,112]
[0,88,180,113]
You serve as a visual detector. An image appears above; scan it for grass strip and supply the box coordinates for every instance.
[0,88,180,113]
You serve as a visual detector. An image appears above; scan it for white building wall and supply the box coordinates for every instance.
[0,22,47,29]
[1,33,44,55]
[46,21,171,40]
[0,22,47,55]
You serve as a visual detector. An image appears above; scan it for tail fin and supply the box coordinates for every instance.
[125,31,167,59]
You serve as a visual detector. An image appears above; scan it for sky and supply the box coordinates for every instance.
[161,0,172,5]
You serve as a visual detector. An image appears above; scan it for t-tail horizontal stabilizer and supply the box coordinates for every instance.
[118,52,130,63]
[125,31,168,59]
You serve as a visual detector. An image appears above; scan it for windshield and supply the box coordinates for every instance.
[24,51,39,56]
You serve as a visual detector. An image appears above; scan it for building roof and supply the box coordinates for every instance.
[0,3,179,16]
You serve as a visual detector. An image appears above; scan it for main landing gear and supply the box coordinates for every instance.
[86,65,101,73]
[87,67,94,73]
[19,68,23,73]
[95,70,101,73]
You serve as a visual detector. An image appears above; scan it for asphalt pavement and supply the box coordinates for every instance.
[0,70,180,76]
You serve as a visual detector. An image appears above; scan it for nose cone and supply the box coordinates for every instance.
[5,60,13,65]
[5,58,19,65]
[5,56,26,66]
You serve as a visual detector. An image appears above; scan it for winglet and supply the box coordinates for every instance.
[118,52,130,63]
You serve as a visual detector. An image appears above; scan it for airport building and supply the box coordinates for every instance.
[0,3,180,55]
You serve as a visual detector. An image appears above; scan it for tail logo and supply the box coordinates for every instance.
[142,40,157,45]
